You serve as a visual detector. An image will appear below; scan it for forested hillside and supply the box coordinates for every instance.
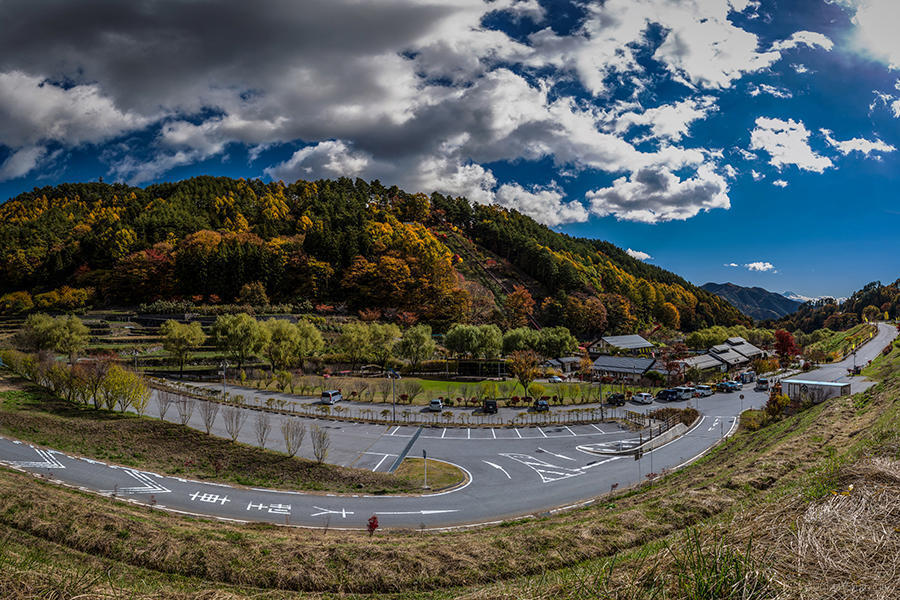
[770,280,900,333]
[700,281,801,320]
[0,176,748,333]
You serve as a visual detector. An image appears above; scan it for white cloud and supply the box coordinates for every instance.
[0,145,47,181]
[749,117,833,173]
[725,261,777,271]
[772,179,788,187]
[748,84,793,98]
[792,63,810,74]
[266,140,371,180]
[586,163,730,223]
[0,71,150,148]
[770,31,834,52]
[494,183,589,226]
[745,261,776,272]
[626,248,653,261]
[613,96,718,142]
[821,129,896,156]
[834,0,900,67]
[751,170,765,180]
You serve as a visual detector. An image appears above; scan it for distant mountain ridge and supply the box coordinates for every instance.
[782,290,847,304]
[701,282,802,320]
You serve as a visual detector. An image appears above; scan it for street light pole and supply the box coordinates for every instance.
[221,360,228,399]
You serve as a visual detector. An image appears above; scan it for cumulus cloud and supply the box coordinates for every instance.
[613,97,718,142]
[626,248,653,261]
[0,145,47,181]
[751,170,765,180]
[745,261,776,272]
[821,129,896,156]
[586,163,730,223]
[833,0,900,67]
[749,117,833,173]
[772,179,788,187]
[749,84,793,99]
[0,0,845,224]
[725,261,777,272]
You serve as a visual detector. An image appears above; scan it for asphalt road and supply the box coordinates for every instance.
[1,323,894,530]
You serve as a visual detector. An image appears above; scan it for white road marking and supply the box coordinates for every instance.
[514,428,522,438]
[482,460,512,479]
[537,447,575,461]
[375,509,459,515]
[102,468,171,495]
[441,428,447,439]
[311,506,354,518]
[389,426,400,435]
[8,447,66,469]
[491,428,496,439]
[372,454,390,472]
[591,424,605,432]
[467,428,471,439]
[499,453,583,484]
[537,427,548,438]
[564,426,577,436]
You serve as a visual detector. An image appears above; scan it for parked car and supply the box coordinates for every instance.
[633,392,654,405]
[606,392,626,406]
[321,390,343,404]
[548,375,563,383]
[533,399,550,412]
[754,377,769,392]
[482,399,498,414]
[428,398,443,412]
[695,385,714,397]
[730,380,744,390]
[656,389,678,402]
[716,382,733,393]
[674,386,693,401]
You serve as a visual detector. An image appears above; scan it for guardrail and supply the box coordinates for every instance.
[149,378,652,429]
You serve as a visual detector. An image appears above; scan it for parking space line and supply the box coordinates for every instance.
[514,428,522,438]
[538,427,548,438]
[372,455,390,472]
[591,424,604,432]
[467,428,471,439]
[491,428,496,439]
[389,426,400,436]
[441,428,446,439]
[564,426,577,436]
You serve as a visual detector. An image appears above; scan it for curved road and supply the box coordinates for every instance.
[1,323,894,529]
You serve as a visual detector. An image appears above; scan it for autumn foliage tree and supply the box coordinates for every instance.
[774,329,799,365]
[508,350,540,397]
[504,285,535,328]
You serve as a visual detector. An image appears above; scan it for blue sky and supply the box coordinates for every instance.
[1,0,899,299]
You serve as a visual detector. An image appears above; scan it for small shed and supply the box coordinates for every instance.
[781,379,851,404]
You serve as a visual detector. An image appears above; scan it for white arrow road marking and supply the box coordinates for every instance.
[8,447,65,469]
[311,506,354,518]
[499,453,583,484]
[482,460,511,479]
[102,468,171,495]
[374,509,459,515]
[537,447,575,461]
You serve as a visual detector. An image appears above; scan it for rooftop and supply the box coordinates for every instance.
[599,334,654,350]
[591,355,656,374]
[782,379,851,387]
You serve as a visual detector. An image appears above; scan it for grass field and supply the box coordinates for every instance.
[806,322,877,361]
[393,457,467,491]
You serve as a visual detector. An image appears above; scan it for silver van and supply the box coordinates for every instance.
[674,386,693,401]
[695,385,713,397]
[321,390,343,405]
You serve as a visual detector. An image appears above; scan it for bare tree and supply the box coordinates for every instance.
[400,380,424,404]
[222,405,247,442]
[174,394,195,425]
[311,424,330,463]
[254,411,271,448]
[198,400,220,434]
[281,418,306,457]
[376,380,392,403]
[157,389,174,420]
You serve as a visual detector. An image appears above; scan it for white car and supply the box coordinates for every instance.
[548,376,563,383]
[428,399,444,412]
[321,390,342,405]
[633,392,654,404]
[695,385,714,397]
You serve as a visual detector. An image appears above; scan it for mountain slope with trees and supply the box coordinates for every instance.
[769,279,900,333]
[701,282,802,320]
[0,176,749,334]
